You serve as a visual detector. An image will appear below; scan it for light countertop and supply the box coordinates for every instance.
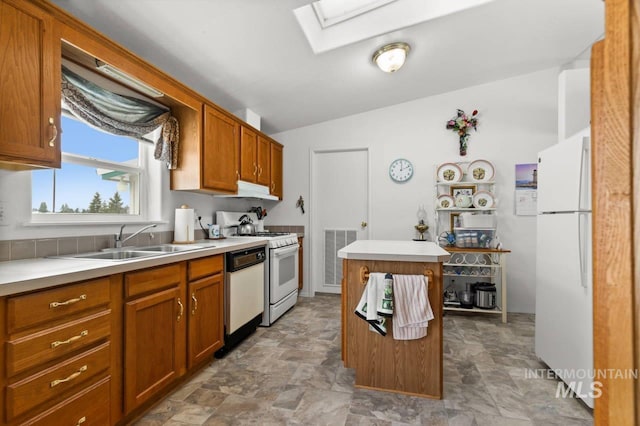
[338,240,450,263]
[0,237,268,297]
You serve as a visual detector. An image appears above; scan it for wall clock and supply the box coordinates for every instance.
[389,158,413,183]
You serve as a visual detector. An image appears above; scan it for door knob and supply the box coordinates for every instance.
[361,221,367,228]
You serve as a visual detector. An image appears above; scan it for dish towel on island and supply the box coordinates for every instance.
[392,274,434,340]
[354,272,394,336]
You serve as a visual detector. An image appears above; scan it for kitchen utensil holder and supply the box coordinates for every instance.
[359,266,433,290]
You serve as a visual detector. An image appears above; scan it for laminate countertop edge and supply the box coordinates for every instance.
[0,238,268,296]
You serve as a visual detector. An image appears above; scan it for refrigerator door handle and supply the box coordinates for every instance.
[578,137,590,211]
[578,213,587,288]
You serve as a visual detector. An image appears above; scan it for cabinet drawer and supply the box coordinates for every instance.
[7,310,111,377]
[7,278,110,333]
[22,377,110,426]
[125,263,182,298]
[188,255,223,281]
[6,342,110,421]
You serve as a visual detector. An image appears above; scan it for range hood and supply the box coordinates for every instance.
[215,180,278,201]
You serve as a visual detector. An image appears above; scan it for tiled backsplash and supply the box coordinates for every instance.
[0,226,304,262]
[264,225,305,236]
[0,230,182,262]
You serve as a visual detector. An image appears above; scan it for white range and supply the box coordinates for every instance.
[216,211,299,326]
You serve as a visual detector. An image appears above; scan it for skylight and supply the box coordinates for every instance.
[294,0,496,54]
[311,0,397,28]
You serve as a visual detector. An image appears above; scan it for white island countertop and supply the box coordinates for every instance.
[338,240,451,263]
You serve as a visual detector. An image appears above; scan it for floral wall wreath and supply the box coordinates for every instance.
[446,109,479,156]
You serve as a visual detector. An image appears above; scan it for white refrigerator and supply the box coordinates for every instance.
[535,127,593,408]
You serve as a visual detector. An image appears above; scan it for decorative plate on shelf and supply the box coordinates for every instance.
[467,159,495,182]
[437,194,456,209]
[472,190,496,209]
[437,163,463,182]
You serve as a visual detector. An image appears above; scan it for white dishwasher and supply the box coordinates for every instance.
[216,245,265,357]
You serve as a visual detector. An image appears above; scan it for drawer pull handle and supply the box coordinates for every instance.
[48,117,57,147]
[76,416,86,426]
[177,298,183,322]
[51,330,88,348]
[50,364,87,388]
[191,293,198,315]
[50,294,87,309]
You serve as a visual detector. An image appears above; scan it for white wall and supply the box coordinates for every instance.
[268,67,561,313]
[558,67,590,141]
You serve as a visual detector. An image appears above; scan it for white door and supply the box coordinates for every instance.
[311,148,369,294]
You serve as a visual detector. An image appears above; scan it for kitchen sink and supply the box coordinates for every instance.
[136,244,205,252]
[54,250,160,261]
[50,244,208,261]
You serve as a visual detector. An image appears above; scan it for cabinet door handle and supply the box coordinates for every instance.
[191,292,198,315]
[258,165,263,176]
[271,182,275,191]
[76,416,86,426]
[48,117,57,147]
[51,330,88,348]
[236,170,240,180]
[50,294,87,309]
[253,163,257,175]
[177,298,183,322]
[50,365,87,388]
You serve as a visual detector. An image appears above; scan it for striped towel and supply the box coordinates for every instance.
[392,274,434,340]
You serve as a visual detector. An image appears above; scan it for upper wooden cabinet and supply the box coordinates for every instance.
[256,135,271,186]
[240,127,270,186]
[202,105,239,193]
[0,0,61,168]
[270,141,283,199]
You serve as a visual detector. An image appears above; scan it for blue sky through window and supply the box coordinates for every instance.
[32,116,139,212]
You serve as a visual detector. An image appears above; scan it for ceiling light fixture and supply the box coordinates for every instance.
[372,42,410,73]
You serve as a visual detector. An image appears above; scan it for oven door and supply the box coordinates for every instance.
[269,244,299,303]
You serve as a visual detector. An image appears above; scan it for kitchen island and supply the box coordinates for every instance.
[338,240,450,399]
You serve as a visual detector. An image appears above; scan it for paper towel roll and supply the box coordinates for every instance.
[174,205,194,243]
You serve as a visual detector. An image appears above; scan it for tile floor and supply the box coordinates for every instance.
[135,294,593,425]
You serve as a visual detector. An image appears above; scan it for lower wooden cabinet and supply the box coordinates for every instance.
[188,273,224,367]
[1,255,227,424]
[187,255,224,368]
[25,377,110,426]
[124,264,186,414]
[298,236,304,290]
[2,275,119,426]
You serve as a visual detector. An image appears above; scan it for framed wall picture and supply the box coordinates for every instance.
[450,212,461,231]
[450,185,477,198]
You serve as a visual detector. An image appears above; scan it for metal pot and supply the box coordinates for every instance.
[237,214,256,235]
[475,285,497,309]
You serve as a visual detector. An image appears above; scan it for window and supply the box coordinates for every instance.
[32,115,146,219]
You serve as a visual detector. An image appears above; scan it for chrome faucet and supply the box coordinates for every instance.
[115,224,157,248]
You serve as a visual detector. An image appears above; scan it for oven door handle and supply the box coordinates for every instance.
[272,245,299,257]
